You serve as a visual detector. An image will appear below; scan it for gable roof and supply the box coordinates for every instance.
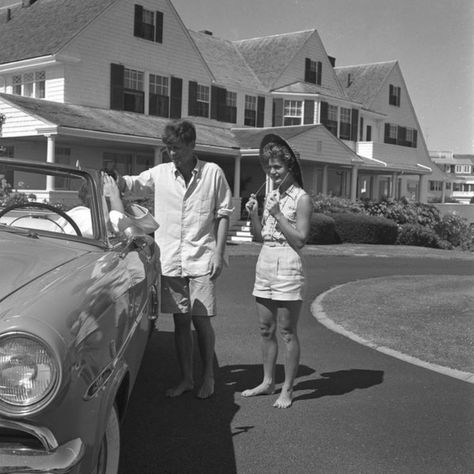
[335,61,397,108]
[189,30,265,92]
[233,29,315,89]
[0,0,119,65]
[272,81,348,101]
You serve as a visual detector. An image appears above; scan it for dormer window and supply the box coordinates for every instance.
[134,4,163,43]
[12,71,45,98]
[305,58,322,85]
[389,84,401,106]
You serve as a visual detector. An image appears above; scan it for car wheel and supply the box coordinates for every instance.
[95,404,120,474]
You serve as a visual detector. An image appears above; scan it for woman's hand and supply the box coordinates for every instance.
[245,194,258,215]
[265,191,281,218]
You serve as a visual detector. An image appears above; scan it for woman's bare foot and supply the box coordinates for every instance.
[165,380,194,398]
[196,377,215,399]
[273,388,293,408]
[241,382,275,397]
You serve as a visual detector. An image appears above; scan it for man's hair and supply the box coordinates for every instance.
[77,181,91,207]
[162,119,196,146]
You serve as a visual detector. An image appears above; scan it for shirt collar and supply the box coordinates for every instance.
[280,184,299,200]
[172,154,201,178]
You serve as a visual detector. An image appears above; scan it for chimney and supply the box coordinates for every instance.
[200,30,213,36]
[347,73,352,87]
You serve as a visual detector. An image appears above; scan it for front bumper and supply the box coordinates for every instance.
[0,420,84,473]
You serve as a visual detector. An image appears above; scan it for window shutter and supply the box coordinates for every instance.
[272,98,283,126]
[218,87,227,121]
[257,96,265,127]
[170,76,182,119]
[303,100,314,124]
[210,86,221,120]
[350,109,359,141]
[320,101,328,126]
[359,117,364,141]
[397,126,406,146]
[304,58,311,82]
[155,11,163,43]
[149,93,157,116]
[134,5,143,38]
[188,81,197,116]
[110,63,124,110]
[317,61,322,85]
[412,129,418,148]
[384,123,390,141]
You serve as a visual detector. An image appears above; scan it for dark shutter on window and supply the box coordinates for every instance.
[155,11,163,43]
[134,5,143,38]
[257,96,265,127]
[398,126,406,146]
[110,63,124,110]
[272,98,283,126]
[170,76,182,119]
[412,129,417,148]
[303,100,314,124]
[317,61,322,85]
[350,109,359,141]
[188,81,197,116]
[304,58,311,82]
[384,123,390,141]
[359,117,364,141]
[320,101,328,126]
[211,86,226,121]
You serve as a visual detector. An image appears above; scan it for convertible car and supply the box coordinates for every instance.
[0,158,160,473]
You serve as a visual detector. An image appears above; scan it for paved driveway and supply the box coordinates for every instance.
[119,253,474,474]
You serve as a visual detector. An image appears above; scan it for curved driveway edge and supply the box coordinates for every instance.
[311,283,474,384]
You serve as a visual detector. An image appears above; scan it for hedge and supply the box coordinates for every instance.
[308,213,339,244]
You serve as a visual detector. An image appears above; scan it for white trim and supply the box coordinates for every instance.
[0,54,80,74]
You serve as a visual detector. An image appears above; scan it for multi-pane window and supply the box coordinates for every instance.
[384,123,417,147]
[123,68,144,113]
[305,58,322,85]
[149,74,169,117]
[429,181,443,191]
[389,84,401,106]
[244,95,257,126]
[11,71,45,98]
[455,165,471,174]
[225,91,237,123]
[388,124,398,141]
[134,5,163,43]
[339,107,351,140]
[283,100,302,125]
[196,84,209,118]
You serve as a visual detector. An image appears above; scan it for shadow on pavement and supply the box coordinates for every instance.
[119,330,240,474]
[293,369,384,402]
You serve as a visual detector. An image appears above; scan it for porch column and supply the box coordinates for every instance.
[390,173,398,199]
[154,146,163,166]
[322,165,328,195]
[350,165,359,201]
[46,134,56,191]
[233,154,241,198]
[441,181,446,203]
[418,174,427,203]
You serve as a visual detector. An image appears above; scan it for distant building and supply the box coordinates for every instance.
[0,0,435,219]
[429,151,474,204]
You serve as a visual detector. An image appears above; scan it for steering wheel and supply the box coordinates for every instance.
[0,202,83,236]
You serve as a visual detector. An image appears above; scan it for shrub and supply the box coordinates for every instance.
[396,224,450,249]
[312,193,364,214]
[308,213,339,244]
[434,214,474,250]
[331,213,398,244]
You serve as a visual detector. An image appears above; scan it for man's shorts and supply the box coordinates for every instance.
[252,244,305,301]
[161,274,216,316]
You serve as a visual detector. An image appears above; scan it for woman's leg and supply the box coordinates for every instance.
[273,300,302,408]
[242,297,278,397]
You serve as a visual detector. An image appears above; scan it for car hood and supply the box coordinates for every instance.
[0,231,92,302]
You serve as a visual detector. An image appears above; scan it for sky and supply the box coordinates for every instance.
[172,0,474,155]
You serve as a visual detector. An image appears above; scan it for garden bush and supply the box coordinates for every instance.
[434,214,474,250]
[312,193,364,214]
[330,213,398,244]
[396,223,451,249]
[308,213,339,244]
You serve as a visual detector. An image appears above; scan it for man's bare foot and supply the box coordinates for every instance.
[196,377,214,399]
[241,382,275,397]
[165,380,194,398]
[273,388,293,408]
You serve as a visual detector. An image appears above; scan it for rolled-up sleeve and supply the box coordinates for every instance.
[123,169,155,198]
[215,168,234,219]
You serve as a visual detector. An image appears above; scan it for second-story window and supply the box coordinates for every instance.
[389,84,401,106]
[244,95,257,126]
[12,71,45,98]
[305,58,322,85]
[149,74,169,117]
[283,100,302,125]
[124,68,144,113]
[339,107,351,140]
[225,91,237,123]
[196,84,209,118]
[134,5,163,43]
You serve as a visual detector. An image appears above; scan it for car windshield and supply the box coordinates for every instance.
[0,159,104,241]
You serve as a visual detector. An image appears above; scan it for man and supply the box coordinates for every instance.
[119,119,233,399]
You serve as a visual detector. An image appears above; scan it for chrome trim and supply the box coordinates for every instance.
[0,419,58,450]
[0,438,84,473]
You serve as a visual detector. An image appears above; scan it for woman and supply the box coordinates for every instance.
[242,134,313,408]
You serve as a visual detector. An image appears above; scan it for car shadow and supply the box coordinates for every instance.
[119,330,240,474]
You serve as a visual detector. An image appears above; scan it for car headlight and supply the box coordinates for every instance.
[0,334,59,411]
